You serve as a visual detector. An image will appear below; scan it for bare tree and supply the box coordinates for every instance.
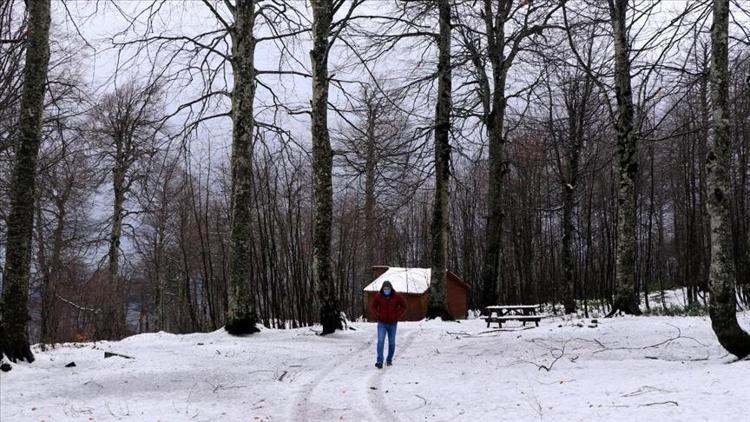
[129,151,191,333]
[0,0,50,363]
[0,0,24,161]
[334,80,425,298]
[35,89,95,344]
[108,0,313,334]
[424,0,453,319]
[224,0,261,335]
[310,0,363,335]
[90,80,165,340]
[605,0,641,316]
[706,0,750,359]
[540,60,600,314]
[454,0,559,307]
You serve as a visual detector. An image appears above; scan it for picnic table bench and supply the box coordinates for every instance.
[484,305,541,328]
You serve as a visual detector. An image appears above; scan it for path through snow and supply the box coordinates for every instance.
[1,314,749,421]
[290,324,421,421]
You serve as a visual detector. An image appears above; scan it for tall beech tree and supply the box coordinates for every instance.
[562,0,703,315]
[426,0,452,319]
[225,0,261,335]
[0,0,51,363]
[607,0,641,316]
[455,0,558,307]
[106,0,305,335]
[310,0,339,334]
[706,0,750,359]
[90,80,164,340]
[310,0,362,334]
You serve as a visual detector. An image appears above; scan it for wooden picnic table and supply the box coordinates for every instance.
[484,304,541,328]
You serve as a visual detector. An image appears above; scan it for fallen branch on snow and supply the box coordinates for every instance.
[208,381,247,393]
[517,339,575,372]
[477,327,535,336]
[639,401,679,407]
[591,323,707,354]
[621,385,673,397]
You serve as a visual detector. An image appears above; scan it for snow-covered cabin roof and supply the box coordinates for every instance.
[363,267,432,295]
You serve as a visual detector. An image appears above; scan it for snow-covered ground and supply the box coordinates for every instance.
[2,312,749,421]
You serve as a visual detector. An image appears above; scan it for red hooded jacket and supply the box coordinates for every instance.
[370,292,407,324]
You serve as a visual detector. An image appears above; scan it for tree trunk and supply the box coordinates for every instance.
[96,159,127,340]
[561,76,587,314]
[364,99,377,266]
[608,0,641,316]
[40,187,69,343]
[36,204,51,342]
[426,0,452,320]
[706,0,750,359]
[562,166,578,314]
[698,65,712,298]
[225,0,260,335]
[480,0,509,308]
[311,0,342,334]
[0,0,51,363]
[643,141,656,312]
[363,101,377,315]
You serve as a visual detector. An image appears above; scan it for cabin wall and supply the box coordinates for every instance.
[447,275,469,319]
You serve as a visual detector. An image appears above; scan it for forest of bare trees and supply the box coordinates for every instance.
[2,0,750,364]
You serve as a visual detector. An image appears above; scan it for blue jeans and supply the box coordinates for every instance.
[376,322,397,364]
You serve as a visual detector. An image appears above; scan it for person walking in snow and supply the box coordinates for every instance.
[370,280,407,368]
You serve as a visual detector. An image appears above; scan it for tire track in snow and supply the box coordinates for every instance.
[366,326,420,422]
[291,332,376,421]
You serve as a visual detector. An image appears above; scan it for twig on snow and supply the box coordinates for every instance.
[210,382,247,393]
[592,323,707,354]
[518,339,573,372]
[478,326,535,335]
[621,385,673,397]
[639,401,679,407]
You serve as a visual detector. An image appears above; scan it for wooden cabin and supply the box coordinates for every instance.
[364,266,470,321]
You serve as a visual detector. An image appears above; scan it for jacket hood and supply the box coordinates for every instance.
[379,280,396,294]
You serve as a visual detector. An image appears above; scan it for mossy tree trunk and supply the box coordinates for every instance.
[311,0,342,334]
[426,0,453,320]
[225,0,260,335]
[0,0,51,364]
[706,0,750,359]
[608,0,641,316]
